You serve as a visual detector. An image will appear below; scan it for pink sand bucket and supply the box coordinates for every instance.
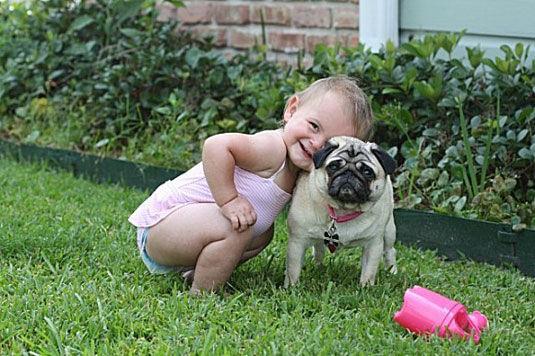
[393,285,488,343]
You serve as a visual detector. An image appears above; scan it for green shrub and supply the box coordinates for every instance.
[286,38,534,228]
[0,0,291,167]
[1,1,533,228]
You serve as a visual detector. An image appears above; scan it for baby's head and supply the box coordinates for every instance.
[285,76,373,141]
[282,76,374,171]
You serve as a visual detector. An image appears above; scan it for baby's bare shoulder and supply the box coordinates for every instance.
[252,129,285,147]
[245,130,286,176]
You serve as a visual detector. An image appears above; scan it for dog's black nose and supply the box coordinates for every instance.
[330,182,369,204]
[329,172,370,204]
[339,184,354,199]
[333,182,359,203]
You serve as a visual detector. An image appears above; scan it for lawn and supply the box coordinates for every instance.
[1,157,534,354]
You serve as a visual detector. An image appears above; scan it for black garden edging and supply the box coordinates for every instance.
[395,209,534,277]
[0,139,182,191]
[2,139,534,277]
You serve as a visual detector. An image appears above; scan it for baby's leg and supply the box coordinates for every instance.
[240,225,274,263]
[146,203,253,294]
[180,225,274,285]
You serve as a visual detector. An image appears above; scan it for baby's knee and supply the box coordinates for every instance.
[225,233,253,257]
[223,227,254,247]
[203,229,253,262]
[239,246,264,264]
[248,227,274,250]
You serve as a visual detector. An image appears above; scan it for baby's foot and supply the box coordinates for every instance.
[188,285,231,297]
[189,286,202,296]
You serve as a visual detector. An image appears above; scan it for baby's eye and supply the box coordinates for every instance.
[309,121,319,132]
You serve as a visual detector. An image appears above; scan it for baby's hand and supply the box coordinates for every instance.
[221,196,257,233]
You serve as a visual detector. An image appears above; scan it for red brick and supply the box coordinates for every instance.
[272,52,296,68]
[176,3,212,24]
[214,4,250,25]
[188,26,227,47]
[268,31,305,53]
[229,29,261,49]
[266,52,313,69]
[324,0,359,3]
[333,6,358,29]
[306,34,344,52]
[250,4,290,25]
[156,2,177,22]
[342,33,360,47]
[222,49,238,61]
[302,54,314,68]
[291,5,331,28]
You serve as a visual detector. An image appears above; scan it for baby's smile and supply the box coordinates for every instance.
[299,141,312,159]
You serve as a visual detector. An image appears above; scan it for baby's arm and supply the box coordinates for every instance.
[202,131,286,232]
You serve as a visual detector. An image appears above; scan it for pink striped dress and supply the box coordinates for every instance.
[128,162,292,240]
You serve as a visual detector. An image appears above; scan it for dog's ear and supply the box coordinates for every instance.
[313,141,339,169]
[371,147,397,175]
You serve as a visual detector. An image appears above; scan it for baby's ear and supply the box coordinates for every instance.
[313,141,339,169]
[283,95,299,122]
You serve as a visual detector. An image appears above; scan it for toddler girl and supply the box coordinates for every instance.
[129,76,373,294]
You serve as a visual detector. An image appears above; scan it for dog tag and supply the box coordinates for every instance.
[323,220,340,253]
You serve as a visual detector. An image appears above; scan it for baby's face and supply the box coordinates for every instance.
[282,91,355,171]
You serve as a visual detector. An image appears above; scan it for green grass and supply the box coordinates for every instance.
[1,157,534,354]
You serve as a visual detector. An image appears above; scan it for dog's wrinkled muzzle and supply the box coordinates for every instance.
[329,172,370,203]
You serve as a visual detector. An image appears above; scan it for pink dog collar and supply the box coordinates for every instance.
[328,205,363,223]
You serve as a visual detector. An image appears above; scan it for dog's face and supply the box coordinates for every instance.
[312,136,397,206]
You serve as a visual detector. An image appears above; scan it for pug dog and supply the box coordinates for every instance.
[284,136,398,287]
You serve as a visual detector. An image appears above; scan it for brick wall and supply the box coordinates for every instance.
[158,0,359,66]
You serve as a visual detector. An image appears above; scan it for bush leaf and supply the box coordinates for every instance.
[69,16,95,32]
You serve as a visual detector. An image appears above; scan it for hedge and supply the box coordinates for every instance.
[1,0,533,229]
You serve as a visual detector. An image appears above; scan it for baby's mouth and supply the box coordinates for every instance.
[299,142,312,159]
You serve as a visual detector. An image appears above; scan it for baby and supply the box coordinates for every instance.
[128,76,374,294]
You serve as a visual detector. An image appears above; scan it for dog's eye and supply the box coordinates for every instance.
[361,166,375,179]
[326,160,343,173]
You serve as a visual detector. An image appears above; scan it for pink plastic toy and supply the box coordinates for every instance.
[393,285,488,343]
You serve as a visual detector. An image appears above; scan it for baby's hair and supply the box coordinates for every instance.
[286,76,374,140]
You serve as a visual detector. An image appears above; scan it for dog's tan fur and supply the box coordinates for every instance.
[284,136,397,287]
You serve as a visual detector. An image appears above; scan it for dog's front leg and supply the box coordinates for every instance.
[360,239,384,286]
[284,238,306,288]
[383,217,397,274]
[312,240,325,266]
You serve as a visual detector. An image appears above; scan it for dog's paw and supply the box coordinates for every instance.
[312,245,325,264]
[283,276,291,288]
[284,275,300,288]
[313,258,324,268]
[387,264,398,275]
[359,280,375,287]
[359,275,376,287]
[359,265,378,286]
